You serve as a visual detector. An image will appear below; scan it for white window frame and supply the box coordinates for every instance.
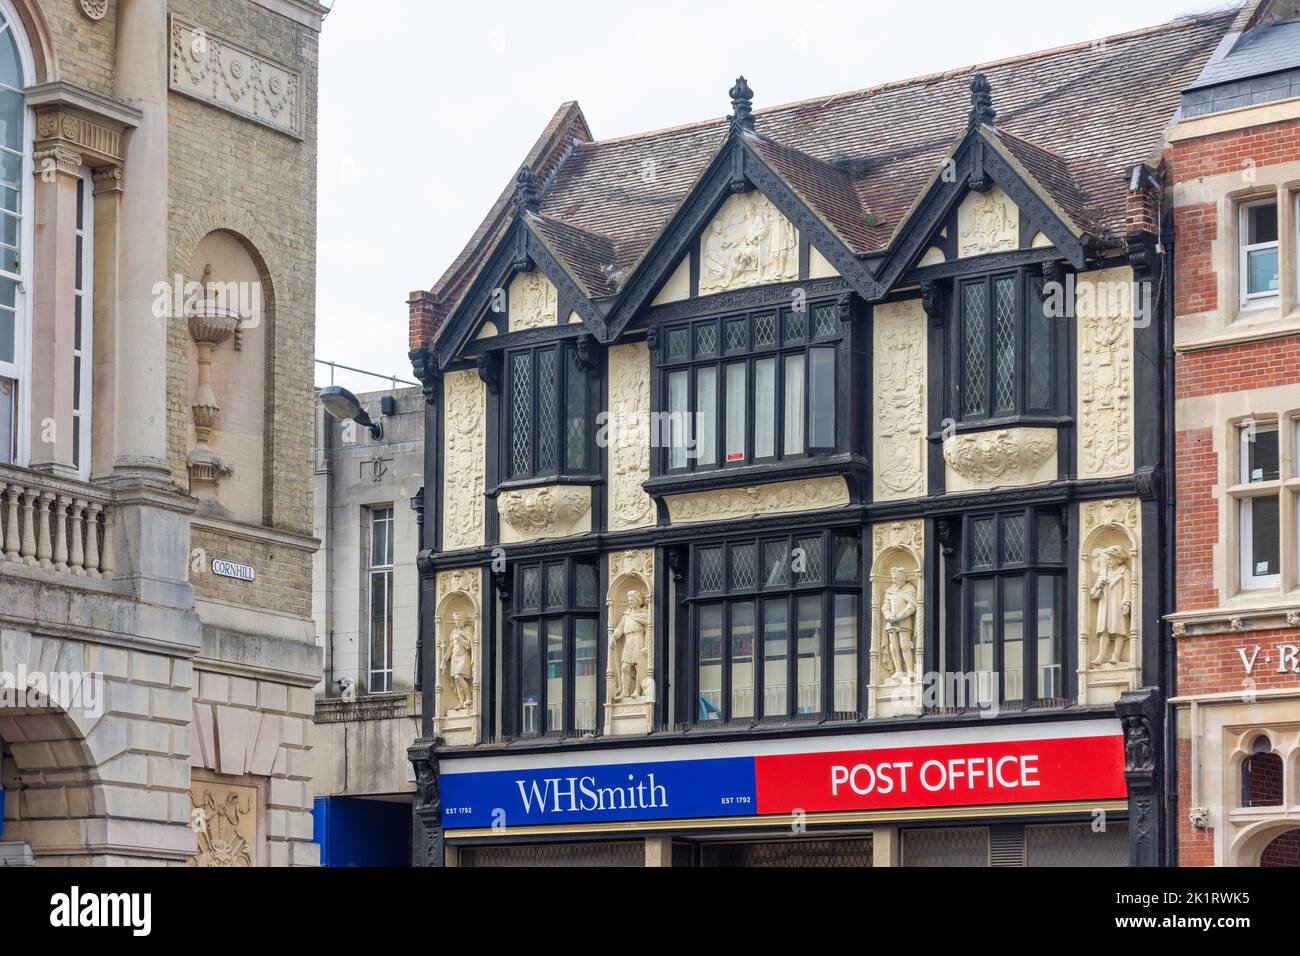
[1239,197,1280,307]
[72,166,93,478]
[1237,422,1281,590]
[366,505,395,694]
[0,2,34,467]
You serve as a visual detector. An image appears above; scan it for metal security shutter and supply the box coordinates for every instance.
[1025,822,1129,866]
[989,825,1026,866]
[458,841,643,867]
[701,838,874,867]
[901,827,989,866]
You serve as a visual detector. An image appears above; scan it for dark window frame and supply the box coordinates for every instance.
[654,300,843,476]
[950,506,1068,708]
[508,555,600,738]
[950,268,1057,424]
[504,343,591,481]
[685,528,862,724]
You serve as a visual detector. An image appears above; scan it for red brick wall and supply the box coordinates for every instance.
[1170,118,1300,182]
[1176,337,1300,399]
[1177,628,1300,696]
[1173,202,1217,316]
[1175,427,1220,610]
[1261,828,1300,866]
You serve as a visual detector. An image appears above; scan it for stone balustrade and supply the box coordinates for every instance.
[0,465,116,578]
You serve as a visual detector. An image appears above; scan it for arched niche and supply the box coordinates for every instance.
[183,230,269,524]
[1077,499,1141,705]
[604,548,654,735]
[868,521,924,718]
[433,568,482,746]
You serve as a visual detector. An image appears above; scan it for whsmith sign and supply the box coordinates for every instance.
[439,721,1126,829]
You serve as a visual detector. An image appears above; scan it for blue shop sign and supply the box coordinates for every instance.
[440,755,756,829]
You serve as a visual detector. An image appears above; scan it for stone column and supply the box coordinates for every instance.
[112,0,169,479]
[26,145,82,478]
[90,167,123,479]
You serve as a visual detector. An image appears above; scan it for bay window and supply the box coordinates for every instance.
[658,300,841,473]
[951,507,1067,707]
[689,529,861,723]
[506,343,589,480]
[950,269,1055,423]
[511,556,600,736]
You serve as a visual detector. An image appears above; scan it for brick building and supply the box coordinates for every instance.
[1168,0,1300,867]
[0,0,324,866]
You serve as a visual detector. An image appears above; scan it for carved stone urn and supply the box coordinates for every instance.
[186,265,238,507]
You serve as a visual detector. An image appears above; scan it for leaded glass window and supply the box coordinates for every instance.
[506,343,591,479]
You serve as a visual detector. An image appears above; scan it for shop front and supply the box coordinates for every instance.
[438,718,1132,867]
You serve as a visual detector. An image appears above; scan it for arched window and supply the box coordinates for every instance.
[0,3,32,465]
[1241,735,1284,808]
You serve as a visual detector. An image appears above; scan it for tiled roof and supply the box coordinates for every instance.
[423,9,1235,342]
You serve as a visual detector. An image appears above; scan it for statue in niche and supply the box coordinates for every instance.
[1089,545,1132,666]
[440,610,475,712]
[881,567,918,681]
[609,589,650,702]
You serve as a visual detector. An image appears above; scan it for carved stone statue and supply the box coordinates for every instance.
[440,611,475,712]
[1090,545,1132,666]
[881,567,917,681]
[609,589,649,702]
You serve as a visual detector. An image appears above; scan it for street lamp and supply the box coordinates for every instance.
[318,385,383,440]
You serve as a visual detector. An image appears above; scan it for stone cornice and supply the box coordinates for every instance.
[250,0,331,32]
[25,81,142,130]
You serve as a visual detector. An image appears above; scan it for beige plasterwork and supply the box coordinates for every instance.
[607,342,655,531]
[1172,387,1300,622]
[956,185,1018,258]
[1172,159,1300,349]
[1078,497,1142,705]
[1172,691,1300,866]
[497,484,592,544]
[873,297,927,500]
[808,245,839,278]
[942,427,1056,492]
[605,548,655,736]
[868,520,924,718]
[665,476,849,524]
[442,370,486,551]
[651,257,690,305]
[508,270,558,331]
[1077,266,1135,479]
[435,568,483,746]
[699,191,798,294]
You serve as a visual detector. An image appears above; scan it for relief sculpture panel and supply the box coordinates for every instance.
[508,271,559,332]
[607,342,655,531]
[699,191,799,295]
[1077,266,1135,479]
[442,370,486,551]
[873,298,927,500]
[956,185,1018,258]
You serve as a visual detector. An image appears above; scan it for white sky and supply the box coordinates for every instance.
[315,0,1224,396]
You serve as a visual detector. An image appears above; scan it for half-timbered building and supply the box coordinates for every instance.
[407,10,1236,867]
